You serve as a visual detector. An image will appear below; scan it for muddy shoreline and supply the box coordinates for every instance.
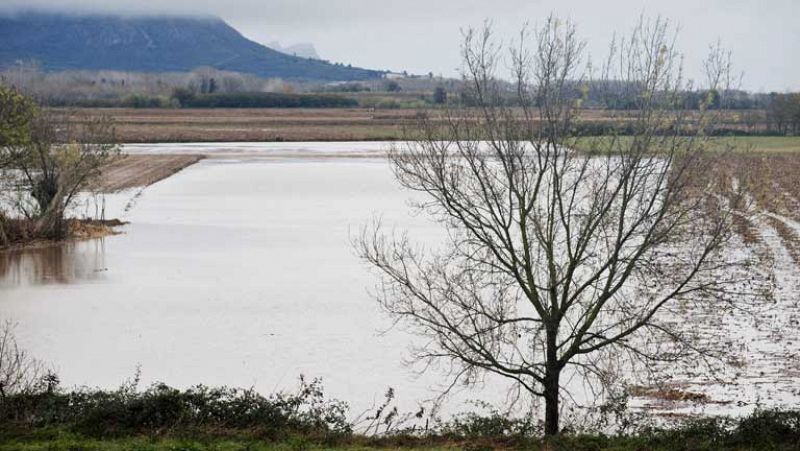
[96,154,205,192]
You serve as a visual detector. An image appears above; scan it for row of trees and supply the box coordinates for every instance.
[766,92,800,135]
[170,90,359,108]
[0,64,281,107]
[4,60,786,114]
[0,86,119,245]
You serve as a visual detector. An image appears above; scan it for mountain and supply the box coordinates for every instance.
[268,41,321,60]
[0,12,382,81]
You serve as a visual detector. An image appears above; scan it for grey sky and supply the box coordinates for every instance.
[2,0,797,92]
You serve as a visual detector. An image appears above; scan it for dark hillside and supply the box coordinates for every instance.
[0,12,383,81]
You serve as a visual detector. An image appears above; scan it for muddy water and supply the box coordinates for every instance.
[4,143,800,421]
[0,240,109,286]
[0,153,511,416]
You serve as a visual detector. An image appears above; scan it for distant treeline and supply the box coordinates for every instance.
[171,89,358,108]
[43,90,359,109]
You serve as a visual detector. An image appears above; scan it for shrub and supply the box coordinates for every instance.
[0,376,351,440]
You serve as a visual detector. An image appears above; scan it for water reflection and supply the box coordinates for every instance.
[0,239,108,286]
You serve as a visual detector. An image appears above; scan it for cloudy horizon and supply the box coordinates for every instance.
[1,0,797,92]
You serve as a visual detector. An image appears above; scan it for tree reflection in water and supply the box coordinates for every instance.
[0,239,107,286]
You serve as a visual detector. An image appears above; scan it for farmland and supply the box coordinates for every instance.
[61,107,791,144]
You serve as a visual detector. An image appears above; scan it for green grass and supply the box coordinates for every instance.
[720,136,800,153]
[3,384,800,450]
[573,136,800,154]
[3,435,798,451]
[0,435,457,451]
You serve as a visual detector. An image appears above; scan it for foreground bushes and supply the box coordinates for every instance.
[0,377,350,440]
[2,377,800,449]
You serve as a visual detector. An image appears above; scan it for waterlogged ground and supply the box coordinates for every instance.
[2,142,800,425]
[0,146,511,420]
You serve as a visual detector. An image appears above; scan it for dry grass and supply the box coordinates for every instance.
[0,218,125,252]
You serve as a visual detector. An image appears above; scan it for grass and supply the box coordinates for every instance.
[0,437,448,451]
[0,435,456,451]
[721,136,800,153]
[3,432,800,451]
[2,381,800,450]
[573,136,800,154]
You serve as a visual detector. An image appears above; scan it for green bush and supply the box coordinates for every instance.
[3,373,800,450]
[0,376,350,440]
[441,410,539,439]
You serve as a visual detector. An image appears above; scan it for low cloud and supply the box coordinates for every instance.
[1,0,797,91]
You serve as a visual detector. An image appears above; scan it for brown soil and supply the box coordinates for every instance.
[56,107,763,143]
[94,154,204,192]
[64,108,413,142]
[629,385,711,403]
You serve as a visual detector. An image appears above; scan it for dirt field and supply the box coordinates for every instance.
[94,154,204,192]
[62,107,771,143]
[71,108,415,142]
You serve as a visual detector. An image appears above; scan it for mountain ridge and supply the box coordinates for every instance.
[0,12,382,81]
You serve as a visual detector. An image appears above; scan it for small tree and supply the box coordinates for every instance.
[0,86,37,245]
[357,17,755,436]
[2,109,120,239]
[433,86,447,105]
[0,87,36,149]
[385,81,401,92]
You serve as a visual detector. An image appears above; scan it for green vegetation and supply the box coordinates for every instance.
[45,95,177,109]
[574,136,800,154]
[722,136,800,153]
[3,409,800,450]
[0,88,37,147]
[1,354,798,451]
[0,87,120,245]
[0,378,350,441]
[357,96,430,110]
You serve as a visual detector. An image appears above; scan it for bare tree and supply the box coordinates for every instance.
[0,320,47,400]
[356,17,755,436]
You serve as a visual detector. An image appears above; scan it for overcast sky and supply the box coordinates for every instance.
[2,0,797,92]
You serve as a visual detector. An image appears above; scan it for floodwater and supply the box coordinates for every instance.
[0,146,510,417]
[3,142,800,421]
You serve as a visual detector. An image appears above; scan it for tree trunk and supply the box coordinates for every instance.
[544,325,561,436]
[0,216,8,248]
[35,204,67,240]
[544,366,560,436]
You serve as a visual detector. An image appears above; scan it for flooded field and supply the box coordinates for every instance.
[0,147,507,418]
[2,142,800,422]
